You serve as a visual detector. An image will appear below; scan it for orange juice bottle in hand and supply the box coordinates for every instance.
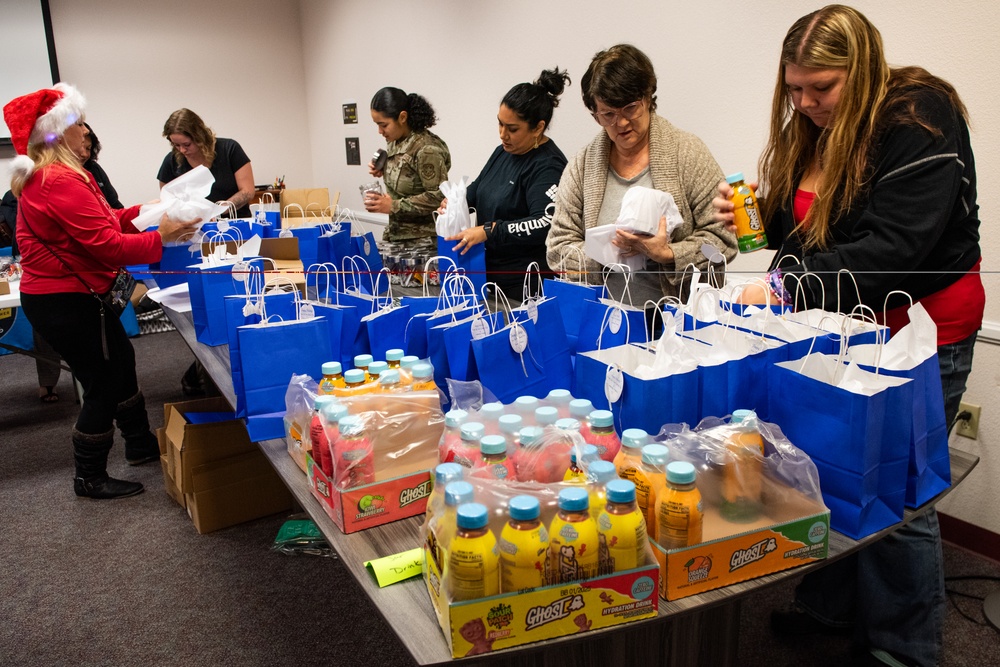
[726,172,768,253]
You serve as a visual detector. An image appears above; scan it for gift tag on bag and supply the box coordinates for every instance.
[509,322,528,353]
[605,365,624,404]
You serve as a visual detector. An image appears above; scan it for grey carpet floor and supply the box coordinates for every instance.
[1,328,998,666]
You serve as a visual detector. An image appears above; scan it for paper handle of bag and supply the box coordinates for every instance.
[702,244,728,290]
[239,257,278,295]
[601,263,636,307]
[283,203,305,219]
[595,303,631,351]
[521,261,545,304]
[260,192,274,204]
[262,275,303,319]
[481,281,515,325]
[785,271,826,314]
[304,261,340,304]
[214,200,238,220]
[373,268,394,311]
[554,243,589,285]
[842,303,882,367]
[423,255,459,299]
[202,228,243,259]
[438,273,479,315]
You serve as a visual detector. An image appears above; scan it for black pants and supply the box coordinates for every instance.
[20,292,139,437]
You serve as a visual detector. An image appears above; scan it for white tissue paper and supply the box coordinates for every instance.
[617,187,684,236]
[132,165,229,231]
[435,177,473,237]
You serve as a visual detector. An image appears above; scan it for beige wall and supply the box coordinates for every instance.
[2,0,998,533]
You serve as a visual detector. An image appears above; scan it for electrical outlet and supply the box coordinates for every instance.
[956,402,981,439]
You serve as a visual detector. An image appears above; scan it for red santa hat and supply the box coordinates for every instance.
[3,83,86,178]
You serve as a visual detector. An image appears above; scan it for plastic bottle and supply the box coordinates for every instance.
[410,362,437,392]
[720,409,766,523]
[448,502,500,601]
[453,422,485,469]
[310,395,339,476]
[499,495,550,593]
[568,398,594,423]
[726,172,768,253]
[479,402,505,436]
[614,428,649,478]
[513,426,545,482]
[354,353,374,382]
[477,435,516,480]
[427,462,465,525]
[377,369,403,393]
[400,355,420,370]
[619,443,668,538]
[546,389,573,418]
[332,414,375,488]
[433,480,475,568]
[586,460,619,522]
[513,395,540,422]
[399,355,419,386]
[320,401,349,478]
[440,409,468,463]
[587,410,622,462]
[368,360,389,380]
[534,406,559,427]
[599,479,649,573]
[318,361,346,395]
[549,487,600,584]
[333,368,370,398]
[498,414,523,444]
[563,444,599,483]
[656,461,704,549]
[642,444,671,538]
[385,348,404,369]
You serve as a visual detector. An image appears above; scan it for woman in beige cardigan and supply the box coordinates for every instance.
[546,44,737,304]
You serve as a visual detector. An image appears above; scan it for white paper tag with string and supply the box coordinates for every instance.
[232,260,250,283]
[509,321,528,353]
[608,307,623,334]
[217,219,231,233]
[364,238,372,255]
[524,298,539,324]
[605,365,624,404]
[471,315,491,340]
[299,302,315,319]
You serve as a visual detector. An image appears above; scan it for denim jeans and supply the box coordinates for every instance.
[795,331,978,667]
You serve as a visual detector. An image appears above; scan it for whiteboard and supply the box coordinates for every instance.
[0,0,59,145]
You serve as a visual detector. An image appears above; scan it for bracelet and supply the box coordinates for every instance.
[766,269,792,306]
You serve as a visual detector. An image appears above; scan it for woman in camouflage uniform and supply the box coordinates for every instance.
[366,87,451,250]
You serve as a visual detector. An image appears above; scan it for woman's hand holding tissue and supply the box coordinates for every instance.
[157,213,203,244]
[364,191,393,214]
[446,224,489,255]
[613,216,674,263]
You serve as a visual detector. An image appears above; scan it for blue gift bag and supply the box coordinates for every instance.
[437,235,486,297]
[290,226,321,273]
[151,242,198,289]
[542,278,606,353]
[575,299,647,353]
[187,261,246,347]
[510,295,573,394]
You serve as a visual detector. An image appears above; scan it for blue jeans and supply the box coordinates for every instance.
[795,331,978,667]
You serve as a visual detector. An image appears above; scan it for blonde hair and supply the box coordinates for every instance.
[11,142,88,197]
[162,108,216,167]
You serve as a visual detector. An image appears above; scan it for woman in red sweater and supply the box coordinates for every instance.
[4,83,198,499]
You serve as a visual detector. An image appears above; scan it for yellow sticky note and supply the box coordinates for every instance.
[365,548,424,587]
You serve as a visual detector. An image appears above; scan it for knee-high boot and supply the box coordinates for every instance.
[115,391,160,466]
[73,428,144,499]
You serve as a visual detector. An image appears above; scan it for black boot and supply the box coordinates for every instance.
[115,392,160,466]
[73,429,144,499]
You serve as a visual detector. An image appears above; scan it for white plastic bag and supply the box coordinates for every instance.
[435,177,473,237]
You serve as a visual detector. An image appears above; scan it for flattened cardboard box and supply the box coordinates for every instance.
[186,451,292,534]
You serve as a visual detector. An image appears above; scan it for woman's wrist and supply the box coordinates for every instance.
[766,269,792,306]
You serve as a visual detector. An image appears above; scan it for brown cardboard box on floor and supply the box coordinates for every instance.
[159,397,292,533]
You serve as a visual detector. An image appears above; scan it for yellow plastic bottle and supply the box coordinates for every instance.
[563,444,599,483]
[426,463,464,525]
[726,172,768,253]
[721,409,766,523]
[656,461,704,549]
[385,348,404,369]
[410,362,437,392]
[318,361,346,395]
[586,460,620,523]
[430,480,475,576]
[619,443,668,539]
[499,495,550,592]
[614,428,648,478]
[549,487,600,584]
[599,479,648,573]
[448,502,500,601]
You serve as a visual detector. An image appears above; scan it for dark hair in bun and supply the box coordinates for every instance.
[370,87,438,132]
[501,67,571,131]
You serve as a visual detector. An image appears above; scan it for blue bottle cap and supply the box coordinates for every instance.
[535,406,559,425]
[725,172,745,185]
[460,422,485,442]
[385,348,404,362]
[314,394,337,410]
[480,402,505,420]
[498,414,523,435]
[546,389,572,404]
[557,487,589,512]
[445,409,468,428]
[508,495,541,521]
[456,502,489,530]
[434,462,464,486]
[354,354,373,368]
[378,369,400,385]
[518,426,544,447]
[569,398,594,418]
[555,418,581,432]
[480,435,507,455]
[412,362,433,380]
[580,444,599,464]
[587,460,618,485]
[732,409,756,423]
[514,396,539,411]
[400,355,420,369]
[606,479,637,504]
[666,461,697,485]
[321,401,348,422]
[621,428,649,450]
[589,410,614,428]
[338,414,365,437]
[641,444,670,466]
[321,361,342,376]
[444,481,474,507]
[368,361,389,376]
[344,369,366,384]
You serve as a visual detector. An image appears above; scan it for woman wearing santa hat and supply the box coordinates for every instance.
[3,83,200,500]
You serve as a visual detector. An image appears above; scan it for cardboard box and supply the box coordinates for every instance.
[0,281,9,296]
[201,237,304,287]
[653,483,829,601]
[158,397,293,533]
[423,544,659,658]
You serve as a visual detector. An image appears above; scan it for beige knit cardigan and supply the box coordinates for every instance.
[545,114,738,298]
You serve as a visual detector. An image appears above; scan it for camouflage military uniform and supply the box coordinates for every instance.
[383,129,451,243]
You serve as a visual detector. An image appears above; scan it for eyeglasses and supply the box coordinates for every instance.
[591,100,644,127]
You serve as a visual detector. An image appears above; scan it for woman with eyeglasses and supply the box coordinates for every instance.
[546,44,737,303]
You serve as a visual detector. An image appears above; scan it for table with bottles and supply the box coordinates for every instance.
[163,301,979,667]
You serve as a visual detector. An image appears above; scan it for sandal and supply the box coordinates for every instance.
[39,386,60,403]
